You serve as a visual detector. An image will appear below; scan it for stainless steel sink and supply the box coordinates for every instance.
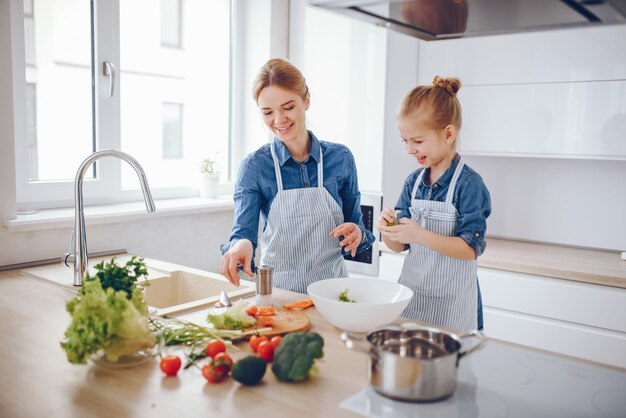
[20,255,255,316]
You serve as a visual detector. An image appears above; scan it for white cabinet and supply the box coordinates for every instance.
[479,267,626,369]
[417,25,626,160]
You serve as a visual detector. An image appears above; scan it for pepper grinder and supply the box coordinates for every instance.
[255,265,273,306]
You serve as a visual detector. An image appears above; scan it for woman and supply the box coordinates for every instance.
[220,58,374,293]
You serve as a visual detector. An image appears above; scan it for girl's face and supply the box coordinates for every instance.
[397,111,455,170]
[257,85,309,146]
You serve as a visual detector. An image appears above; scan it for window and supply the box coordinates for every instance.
[161,0,182,48]
[13,0,232,208]
[162,102,183,160]
[290,5,386,193]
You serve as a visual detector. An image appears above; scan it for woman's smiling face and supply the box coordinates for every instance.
[257,85,309,146]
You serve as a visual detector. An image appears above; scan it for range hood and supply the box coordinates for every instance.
[309,0,626,40]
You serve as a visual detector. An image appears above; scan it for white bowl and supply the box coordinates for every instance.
[307,278,413,333]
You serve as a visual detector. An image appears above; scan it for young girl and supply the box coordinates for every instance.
[220,58,374,293]
[377,76,491,332]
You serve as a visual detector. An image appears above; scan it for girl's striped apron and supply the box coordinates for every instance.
[259,143,347,294]
[399,158,477,331]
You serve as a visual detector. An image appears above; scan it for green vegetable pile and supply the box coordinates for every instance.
[207,299,256,330]
[338,288,356,303]
[60,257,156,365]
[272,332,324,382]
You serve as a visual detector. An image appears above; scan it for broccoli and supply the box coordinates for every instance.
[271,332,324,382]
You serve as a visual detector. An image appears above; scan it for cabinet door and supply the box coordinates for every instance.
[479,267,626,369]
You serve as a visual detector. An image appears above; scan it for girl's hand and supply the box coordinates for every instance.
[330,222,363,257]
[383,218,422,244]
[220,239,254,286]
[376,208,399,232]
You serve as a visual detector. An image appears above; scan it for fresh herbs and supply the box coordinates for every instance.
[84,256,149,298]
[338,288,356,303]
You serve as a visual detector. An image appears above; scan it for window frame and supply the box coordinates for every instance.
[12,0,236,211]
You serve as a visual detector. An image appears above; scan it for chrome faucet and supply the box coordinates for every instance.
[66,149,156,286]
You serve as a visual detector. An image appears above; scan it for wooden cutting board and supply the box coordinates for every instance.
[246,307,311,339]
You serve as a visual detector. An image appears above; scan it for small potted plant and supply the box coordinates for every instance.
[198,157,221,199]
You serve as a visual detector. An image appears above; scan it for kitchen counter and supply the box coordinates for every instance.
[480,238,626,289]
[382,238,626,289]
[1,270,626,418]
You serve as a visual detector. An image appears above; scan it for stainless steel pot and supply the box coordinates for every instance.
[341,323,486,402]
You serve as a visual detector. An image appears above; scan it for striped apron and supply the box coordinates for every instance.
[259,143,347,293]
[399,159,477,331]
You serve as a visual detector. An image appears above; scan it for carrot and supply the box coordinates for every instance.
[257,306,275,316]
[283,298,314,310]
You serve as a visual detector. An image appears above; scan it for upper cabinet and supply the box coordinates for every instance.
[418,25,626,160]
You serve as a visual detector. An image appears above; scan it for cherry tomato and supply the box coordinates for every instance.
[246,305,259,316]
[249,335,268,353]
[202,363,229,383]
[270,336,283,348]
[258,316,274,327]
[213,352,233,368]
[257,340,275,362]
[159,354,182,376]
[205,339,226,358]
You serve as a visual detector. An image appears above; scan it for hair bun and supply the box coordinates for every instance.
[432,75,461,96]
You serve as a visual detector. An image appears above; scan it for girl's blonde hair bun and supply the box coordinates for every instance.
[432,75,461,97]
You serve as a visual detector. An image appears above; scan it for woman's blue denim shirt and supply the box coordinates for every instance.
[221,132,375,261]
[394,154,491,257]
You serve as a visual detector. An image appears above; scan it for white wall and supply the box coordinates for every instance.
[380,25,626,252]
[0,210,234,272]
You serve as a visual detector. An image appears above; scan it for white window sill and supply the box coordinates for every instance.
[3,196,235,233]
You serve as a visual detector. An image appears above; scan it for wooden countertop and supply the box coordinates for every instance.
[2,268,625,417]
[0,270,369,418]
[480,238,626,289]
[381,238,626,289]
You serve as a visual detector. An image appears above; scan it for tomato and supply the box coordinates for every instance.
[213,352,233,368]
[159,354,182,376]
[270,336,282,348]
[205,339,227,358]
[257,340,275,362]
[249,335,268,353]
[246,305,259,316]
[258,316,274,327]
[202,363,229,383]
[257,306,275,316]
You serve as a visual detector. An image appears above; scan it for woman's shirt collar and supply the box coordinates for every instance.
[272,131,321,166]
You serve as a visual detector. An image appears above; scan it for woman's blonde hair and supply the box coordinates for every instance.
[252,58,309,103]
[398,76,462,130]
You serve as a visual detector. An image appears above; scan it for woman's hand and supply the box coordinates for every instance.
[220,239,254,286]
[330,222,363,257]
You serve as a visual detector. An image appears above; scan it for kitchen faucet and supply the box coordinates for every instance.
[66,149,156,286]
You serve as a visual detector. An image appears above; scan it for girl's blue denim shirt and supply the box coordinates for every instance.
[221,132,375,261]
[394,154,492,257]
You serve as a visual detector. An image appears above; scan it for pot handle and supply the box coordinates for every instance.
[340,331,376,359]
[457,329,487,361]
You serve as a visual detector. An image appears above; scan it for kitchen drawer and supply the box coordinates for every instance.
[479,267,626,332]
